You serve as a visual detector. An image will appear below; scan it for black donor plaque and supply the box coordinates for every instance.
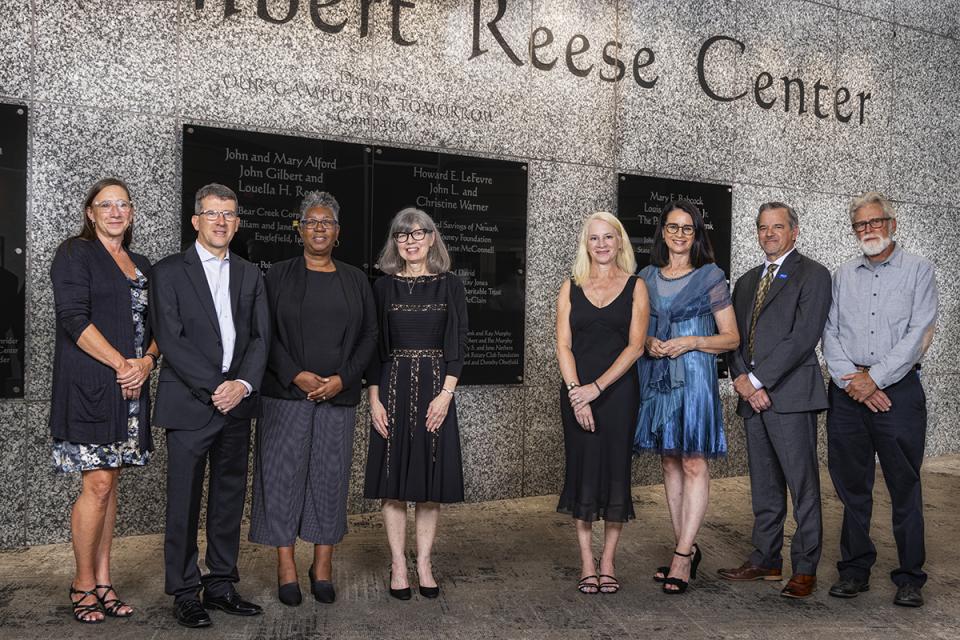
[182,125,368,272]
[372,148,527,386]
[617,174,732,277]
[0,104,27,397]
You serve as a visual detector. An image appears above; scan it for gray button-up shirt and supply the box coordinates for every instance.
[822,243,938,389]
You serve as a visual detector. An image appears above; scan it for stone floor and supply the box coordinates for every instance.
[2,457,959,640]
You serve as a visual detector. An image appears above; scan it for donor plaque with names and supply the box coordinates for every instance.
[371,147,528,386]
[0,103,27,398]
[181,124,369,272]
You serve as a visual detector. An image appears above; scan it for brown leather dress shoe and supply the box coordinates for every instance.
[717,561,783,581]
[781,574,816,599]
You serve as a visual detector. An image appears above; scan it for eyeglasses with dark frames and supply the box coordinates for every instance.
[664,223,695,236]
[393,228,433,243]
[851,217,891,233]
[296,217,339,230]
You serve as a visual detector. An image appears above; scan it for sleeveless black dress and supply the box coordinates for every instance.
[557,276,640,522]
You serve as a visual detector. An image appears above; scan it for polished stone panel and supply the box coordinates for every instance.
[0,401,26,548]
[888,28,960,207]
[616,0,740,182]
[456,386,524,502]
[896,0,960,39]
[521,384,564,497]
[0,2,32,99]
[26,104,179,401]
[33,0,178,112]
[178,0,374,139]
[732,0,841,191]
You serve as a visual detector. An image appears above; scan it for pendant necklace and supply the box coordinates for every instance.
[404,272,422,295]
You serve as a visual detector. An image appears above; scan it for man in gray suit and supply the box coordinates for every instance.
[718,202,832,599]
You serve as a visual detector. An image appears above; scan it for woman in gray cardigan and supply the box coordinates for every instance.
[50,178,160,623]
[249,191,377,606]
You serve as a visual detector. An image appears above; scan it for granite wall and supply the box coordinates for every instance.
[1,0,958,548]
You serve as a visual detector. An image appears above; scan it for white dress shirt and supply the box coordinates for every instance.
[195,241,251,395]
[749,248,795,390]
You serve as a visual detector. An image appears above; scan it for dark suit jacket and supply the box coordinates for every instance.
[728,249,832,417]
[150,244,270,430]
[49,238,153,448]
[261,256,377,405]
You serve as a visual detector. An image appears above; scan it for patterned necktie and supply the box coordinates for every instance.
[748,263,778,358]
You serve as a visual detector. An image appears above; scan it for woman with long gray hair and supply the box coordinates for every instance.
[249,191,377,606]
[364,207,467,601]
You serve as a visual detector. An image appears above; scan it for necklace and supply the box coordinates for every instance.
[658,267,695,282]
[405,274,421,295]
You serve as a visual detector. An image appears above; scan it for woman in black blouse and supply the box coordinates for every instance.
[364,207,467,600]
[249,191,377,606]
[50,178,160,623]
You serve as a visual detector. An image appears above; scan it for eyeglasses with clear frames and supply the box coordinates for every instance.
[851,217,891,233]
[393,228,433,243]
[664,223,695,236]
[198,210,239,222]
[296,217,339,230]
[92,199,132,212]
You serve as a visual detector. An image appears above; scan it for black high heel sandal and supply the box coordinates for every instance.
[662,544,702,595]
[69,586,104,624]
[95,584,133,618]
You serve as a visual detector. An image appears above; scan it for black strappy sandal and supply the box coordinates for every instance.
[95,584,133,618]
[598,574,620,594]
[662,544,702,595]
[69,585,104,624]
[577,574,600,594]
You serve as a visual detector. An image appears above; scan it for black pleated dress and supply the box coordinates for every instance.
[557,276,640,522]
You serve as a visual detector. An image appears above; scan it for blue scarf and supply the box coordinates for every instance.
[639,263,726,393]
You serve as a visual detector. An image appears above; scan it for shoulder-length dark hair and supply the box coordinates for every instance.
[76,177,134,248]
[649,200,715,268]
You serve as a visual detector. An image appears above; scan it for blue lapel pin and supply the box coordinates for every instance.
[777,273,788,279]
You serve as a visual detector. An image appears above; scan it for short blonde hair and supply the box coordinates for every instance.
[571,212,636,286]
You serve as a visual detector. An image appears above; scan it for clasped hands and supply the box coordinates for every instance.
[732,374,771,413]
[294,371,344,403]
[568,384,600,432]
[646,336,698,359]
[115,357,153,401]
[841,370,891,413]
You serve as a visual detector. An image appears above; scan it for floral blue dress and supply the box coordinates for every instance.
[51,269,151,473]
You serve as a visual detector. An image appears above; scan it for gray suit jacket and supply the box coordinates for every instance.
[728,249,832,418]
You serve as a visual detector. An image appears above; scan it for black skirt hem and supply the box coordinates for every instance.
[556,504,636,524]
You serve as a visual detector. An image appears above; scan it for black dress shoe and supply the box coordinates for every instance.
[308,565,336,604]
[202,591,263,616]
[894,584,924,607]
[418,585,440,599]
[175,599,212,628]
[278,581,302,606]
[389,569,411,601]
[828,578,870,598]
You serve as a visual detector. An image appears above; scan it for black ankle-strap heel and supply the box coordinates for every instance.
[662,544,702,595]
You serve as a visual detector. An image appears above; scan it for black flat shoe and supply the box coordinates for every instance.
[828,578,870,598]
[202,591,262,616]
[278,581,302,606]
[419,585,440,599]
[174,599,211,628]
[894,584,923,608]
[309,565,336,604]
[389,569,411,601]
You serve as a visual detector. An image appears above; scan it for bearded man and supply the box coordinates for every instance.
[822,191,938,608]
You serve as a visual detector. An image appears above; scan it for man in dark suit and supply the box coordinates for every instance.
[151,183,269,628]
[718,202,832,599]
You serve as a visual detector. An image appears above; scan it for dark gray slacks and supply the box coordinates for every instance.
[745,409,822,575]
[249,397,356,547]
[164,415,251,603]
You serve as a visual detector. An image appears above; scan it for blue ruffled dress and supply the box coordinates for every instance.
[634,264,730,458]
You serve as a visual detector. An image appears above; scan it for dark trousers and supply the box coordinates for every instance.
[164,415,251,603]
[827,372,927,587]
[745,409,822,575]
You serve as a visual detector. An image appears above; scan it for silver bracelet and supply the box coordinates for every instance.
[441,388,455,396]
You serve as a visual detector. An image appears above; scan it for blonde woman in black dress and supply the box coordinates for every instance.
[556,211,649,594]
[364,207,467,600]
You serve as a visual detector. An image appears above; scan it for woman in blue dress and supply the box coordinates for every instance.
[634,201,739,594]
